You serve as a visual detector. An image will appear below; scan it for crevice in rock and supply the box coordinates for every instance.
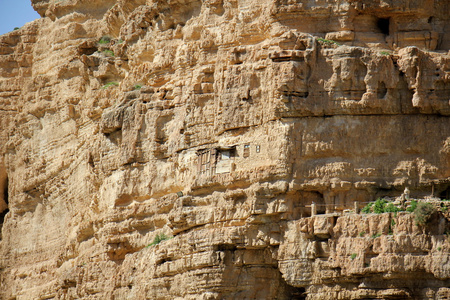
[0,172,9,241]
[215,244,238,252]
[156,256,173,265]
[77,40,98,56]
[2,177,7,206]
[377,81,387,99]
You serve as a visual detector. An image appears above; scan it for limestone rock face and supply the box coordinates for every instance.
[0,0,449,299]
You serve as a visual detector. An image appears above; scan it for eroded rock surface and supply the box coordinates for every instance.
[0,0,449,299]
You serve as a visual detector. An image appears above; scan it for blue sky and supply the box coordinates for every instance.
[0,0,41,35]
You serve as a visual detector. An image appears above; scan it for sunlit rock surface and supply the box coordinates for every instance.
[0,0,449,299]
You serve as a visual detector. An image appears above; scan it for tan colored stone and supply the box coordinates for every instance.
[0,0,449,299]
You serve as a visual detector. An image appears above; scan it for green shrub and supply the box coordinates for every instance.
[385,203,400,213]
[134,84,143,90]
[438,247,442,251]
[147,233,171,247]
[362,202,373,214]
[359,231,365,237]
[414,202,435,226]
[13,27,20,31]
[102,49,115,57]
[317,37,341,46]
[350,253,357,260]
[380,51,391,56]
[102,82,119,89]
[407,200,418,212]
[99,36,111,44]
[362,199,402,214]
[373,198,387,214]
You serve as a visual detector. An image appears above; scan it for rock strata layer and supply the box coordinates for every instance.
[0,0,450,299]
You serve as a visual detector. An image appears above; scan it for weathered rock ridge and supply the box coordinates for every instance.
[0,0,450,299]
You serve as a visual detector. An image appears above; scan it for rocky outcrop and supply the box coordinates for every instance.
[0,0,449,299]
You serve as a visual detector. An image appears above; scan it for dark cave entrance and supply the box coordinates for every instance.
[0,174,9,241]
[285,286,306,299]
[377,17,390,35]
[440,186,450,200]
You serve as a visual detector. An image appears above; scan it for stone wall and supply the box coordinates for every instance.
[0,0,449,299]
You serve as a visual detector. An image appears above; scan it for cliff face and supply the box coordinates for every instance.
[0,0,450,299]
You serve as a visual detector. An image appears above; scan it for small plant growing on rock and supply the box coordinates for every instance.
[414,202,435,226]
[350,253,357,260]
[359,231,365,237]
[380,51,391,56]
[133,84,143,90]
[99,36,111,44]
[102,49,115,57]
[388,219,396,235]
[372,233,382,239]
[317,37,341,46]
[102,82,119,89]
[147,233,171,247]
[391,219,396,227]
[438,247,442,251]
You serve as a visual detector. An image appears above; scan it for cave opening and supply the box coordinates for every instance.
[0,175,9,241]
[285,285,306,299]
[377,17,390,35]
[440,186,450,200]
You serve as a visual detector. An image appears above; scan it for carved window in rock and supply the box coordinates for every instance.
[197,147,235,176]
[243,144,250,158]
[216,149,232,174]
[197,149,215,177]
[216,146,236,174]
